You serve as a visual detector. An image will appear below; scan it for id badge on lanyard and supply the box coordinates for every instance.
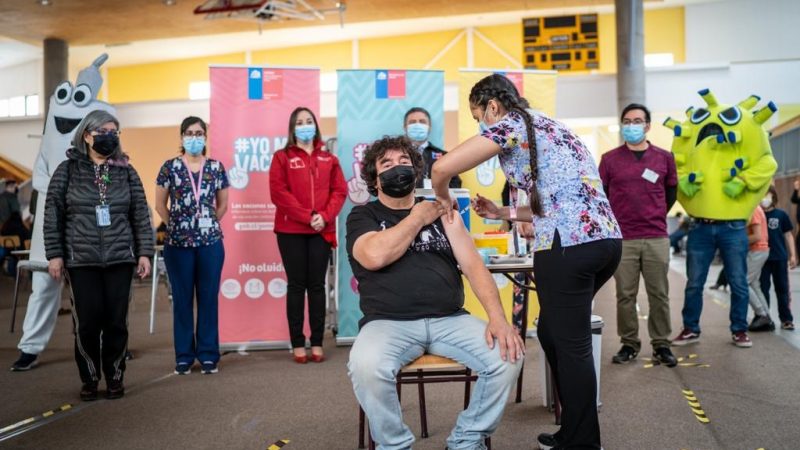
[185,157,211,229]
[96,205,111,227]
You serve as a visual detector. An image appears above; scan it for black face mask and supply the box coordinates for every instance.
[378,165,416,198]
[92,134,119,156]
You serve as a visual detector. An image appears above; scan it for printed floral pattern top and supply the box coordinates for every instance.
[156,157,229,247]
[481,109,621,251]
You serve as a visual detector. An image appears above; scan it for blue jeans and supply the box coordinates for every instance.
[348,315,521,450]
[164,240,225,365]
[669,228,688,252]
[683,221,749,333]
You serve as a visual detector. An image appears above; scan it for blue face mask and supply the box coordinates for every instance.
[406,123,429,142]
[477,107,492,134]
[294,124,316,142]
[622,124,646,144]
[183,136,205,156]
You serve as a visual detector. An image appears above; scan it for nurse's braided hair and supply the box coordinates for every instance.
[469,74,542,217]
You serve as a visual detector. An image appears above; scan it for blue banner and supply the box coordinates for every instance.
[335,69,444,342]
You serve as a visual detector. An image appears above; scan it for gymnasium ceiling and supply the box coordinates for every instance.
[0,0,665,46]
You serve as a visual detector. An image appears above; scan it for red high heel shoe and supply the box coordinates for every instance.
[309,353,325,363]
[293,354,308,364]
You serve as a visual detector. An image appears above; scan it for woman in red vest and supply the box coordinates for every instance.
[269,107,347,363]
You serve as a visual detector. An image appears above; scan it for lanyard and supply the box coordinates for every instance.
[94,163,110,205]
[183,157,205,217]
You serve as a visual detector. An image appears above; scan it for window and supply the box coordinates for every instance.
[8,96,25,117]
[0,99,8,118]
[644,53,674,68]
[25,95,39,116]
[188,81,210,100]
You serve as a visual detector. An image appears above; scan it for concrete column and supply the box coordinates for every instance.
[615,0,645,116]
[43,38,68,117]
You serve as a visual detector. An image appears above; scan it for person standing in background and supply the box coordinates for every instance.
[269,107,347,363]
[746,206,774,332]
[760,185,796,330]
[403,107,461,189]
[44,110,153,401]
[599,103,679,367]
[0,180,21,228]
[155,116,229,376]
[789,177,800,257]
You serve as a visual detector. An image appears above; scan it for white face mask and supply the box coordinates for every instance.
[761,196,773,208]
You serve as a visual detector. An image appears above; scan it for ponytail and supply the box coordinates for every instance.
[469,74,542,216]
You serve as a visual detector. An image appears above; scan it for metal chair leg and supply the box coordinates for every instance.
[368,422,375,450]
[397,378,402,403]
[358,406,366,449]
[515,360,525,403]
[464,368,472,409]
[417,370,429,438]
[10,265,25,332]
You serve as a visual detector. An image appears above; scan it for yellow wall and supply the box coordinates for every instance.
[359,30,465,80]
[251,41,351,73]
[597,7,686,74]
[106,7,686,102]
[107,53,245,103]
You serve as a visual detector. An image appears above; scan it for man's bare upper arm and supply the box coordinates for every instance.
[441,213,484,276]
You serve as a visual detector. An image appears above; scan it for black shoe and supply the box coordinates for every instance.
[748,315,776,332]
[10,352,38,371]
[653,347,678,367]
[611,345,638,364]
[80,382,99,402]
[537,432,558,450]
[106,380,125,400]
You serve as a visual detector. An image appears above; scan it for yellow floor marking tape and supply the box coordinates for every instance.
[679,363,711,368]
[681,389,710,424]
[0,404,73,435]
[267,439,290,450]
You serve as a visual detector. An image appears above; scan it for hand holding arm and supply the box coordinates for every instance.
[352,201,445,271]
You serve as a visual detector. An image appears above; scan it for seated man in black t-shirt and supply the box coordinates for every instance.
[346,136,523,450]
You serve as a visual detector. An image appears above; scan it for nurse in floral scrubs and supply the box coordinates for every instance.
[432,74,622,450]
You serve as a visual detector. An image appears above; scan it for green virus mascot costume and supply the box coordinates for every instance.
[663,89,777,218]
[663,88,777,345]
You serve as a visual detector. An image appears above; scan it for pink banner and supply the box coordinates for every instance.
[209,66,320,347]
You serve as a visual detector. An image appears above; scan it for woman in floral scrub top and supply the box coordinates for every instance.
[155,116,229,376]
[432,74,621,450]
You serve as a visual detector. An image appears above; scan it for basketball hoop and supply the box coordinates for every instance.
[194,0,346,25]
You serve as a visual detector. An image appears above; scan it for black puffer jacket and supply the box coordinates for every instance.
[44,148,154,267]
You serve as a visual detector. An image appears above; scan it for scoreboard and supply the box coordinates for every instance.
[522,14,599,72]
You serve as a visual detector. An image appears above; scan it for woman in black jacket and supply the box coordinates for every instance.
[44,110,154,401]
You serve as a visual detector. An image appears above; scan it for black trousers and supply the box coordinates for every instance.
[534,232,622,449]
[67,263,134,384]
[276,233,331,348]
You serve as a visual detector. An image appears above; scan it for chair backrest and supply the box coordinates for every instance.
[0,235,21,249]
[402,354,464,371]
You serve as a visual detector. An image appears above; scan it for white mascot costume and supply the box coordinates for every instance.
[16,54,116,363]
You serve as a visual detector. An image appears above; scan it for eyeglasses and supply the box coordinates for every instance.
[183,131,206,138]
[621,119,647,126]
[92,128,120,137]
